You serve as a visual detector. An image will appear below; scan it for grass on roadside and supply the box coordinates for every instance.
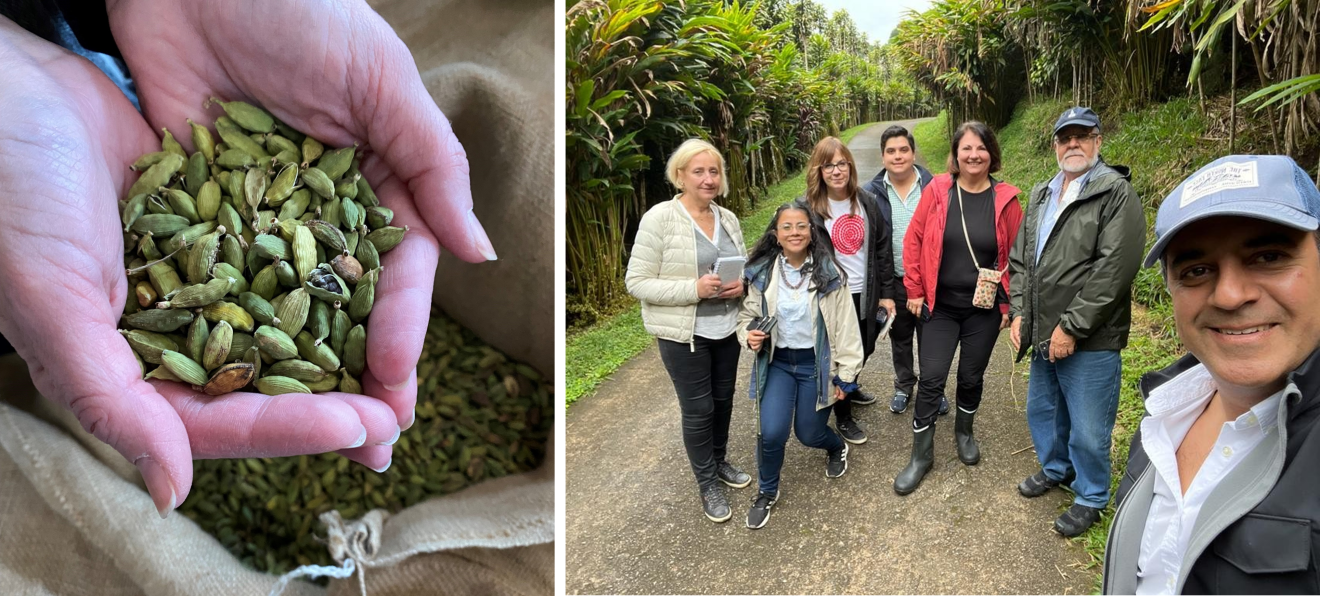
[565,121,883,407]
[912,111,950,174]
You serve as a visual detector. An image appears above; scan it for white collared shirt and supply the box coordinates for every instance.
[1134,364,1284,595]
[774,256,815,349]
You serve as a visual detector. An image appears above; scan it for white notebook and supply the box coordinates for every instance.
[712,256,746,285]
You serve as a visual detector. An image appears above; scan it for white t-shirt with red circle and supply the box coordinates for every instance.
[823,197,867,295]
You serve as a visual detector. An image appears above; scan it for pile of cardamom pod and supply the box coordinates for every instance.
[119,97,405,395]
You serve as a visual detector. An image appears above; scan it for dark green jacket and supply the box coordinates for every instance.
[1008,160,1145,361]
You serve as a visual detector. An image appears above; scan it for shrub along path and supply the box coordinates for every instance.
[566,121,1094,594]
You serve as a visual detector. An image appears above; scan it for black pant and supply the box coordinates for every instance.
[833,292,875,423]
[890,277,921,394]
[913,301,1000,428]
[657,334,741,489]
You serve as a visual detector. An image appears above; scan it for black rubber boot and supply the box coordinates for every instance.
[955,408,980,465]
[894,425,934,495]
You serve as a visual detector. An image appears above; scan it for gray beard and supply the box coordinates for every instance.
[1058,152,1099,174]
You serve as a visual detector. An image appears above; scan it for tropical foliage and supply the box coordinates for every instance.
[565,0,929,326]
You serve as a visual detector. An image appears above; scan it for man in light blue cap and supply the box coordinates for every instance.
[1102,155,1320,594]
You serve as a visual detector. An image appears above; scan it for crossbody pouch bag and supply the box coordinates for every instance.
[957,184,1003,309]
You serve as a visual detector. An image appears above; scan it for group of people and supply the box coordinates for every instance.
[626,105,1320,593]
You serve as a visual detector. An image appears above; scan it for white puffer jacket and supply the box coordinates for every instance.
[625,196,746,344]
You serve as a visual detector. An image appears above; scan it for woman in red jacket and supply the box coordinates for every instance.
[893,121,1023,495]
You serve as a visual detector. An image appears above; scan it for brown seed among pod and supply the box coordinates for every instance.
[204,362,255,395]
[329,254,363,285]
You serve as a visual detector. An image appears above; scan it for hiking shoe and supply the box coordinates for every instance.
[826,443,849,478]
[836,418,868,444]
[889,390,910,414]
[1019,469,1072,498]
[700,484,732,523]
[746,491,779,529]
[850,390,878,406]
[938,395,951,416]
[1054,504,1103,537]
[717,461,752,489]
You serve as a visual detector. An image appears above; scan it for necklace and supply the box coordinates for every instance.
[780,255,807,300]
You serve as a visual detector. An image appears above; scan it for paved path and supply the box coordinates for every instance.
[566,120,1095,595]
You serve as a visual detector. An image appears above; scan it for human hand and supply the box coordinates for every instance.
[0,20,393,518]
[747,329,766,351]
[717,278,744,299]
[1010,317,1022,351]
[1049,325,1075,362]
[906,298,924,317]
[878,298,896,319]
[697,274,722,299]
[106,0,501,468]
[1000,313,1010,331]
[834,386,846,402]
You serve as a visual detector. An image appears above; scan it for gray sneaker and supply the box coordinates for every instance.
[746,491,779,529]
[826,443,849,478]
[700,484,731,523]
[717,461,752,489]
[889,390,910,414]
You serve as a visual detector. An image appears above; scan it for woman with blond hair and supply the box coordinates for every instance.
[795,136,897,445]
[625,138,751,523]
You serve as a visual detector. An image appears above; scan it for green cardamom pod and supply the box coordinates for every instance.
[334,175,359,200]
[273,258,299,288]
[125,308,194,333]
[128,153,185,198]
[240,292,280,327]
[188,228,224,284]
[209,97,275,134]
[243,345,262,378]
[216,149,257,170]
[211,263,249,295]
[244,167,268,213]
[292,225,316,282]
[318,196,342,228]
[203,320,233,371]
[161,350,209,386]
[122,329,179,365]
[300,137,324,165]
[330,306,351,357]
[348,267,377,322]
[130,150,171,172]
[220,234,244,271]
[296,330,341,372]
[303,220,347,254]
[161,127,188,163]
[341,197,364,230]
[254,325,299,361]
[160,277,232,309]
[338,370,362,394]
[275,288,310,338]
[255,376,312,396]
[130,213,190,237]
[121,193,147,232]
[307,299,331,345]
[185,152,209,196]
[315,145,355,181]
[186,315,209,364]
[215,116,269,159]
[343,324,366,376]
[365,206,394,230]
[365,226,407,254]
[301,166,335,199]
[356,236,380,271]
[251,234,293,261]
[273,149,300,167]
[267,359,332,383]
[146,259,185,299]
[188,118,216,162]
[301,372,340,392]
[278,189,311,221]
[160,188,201,225]
[197,180,222,223]
[217,202,244,239]
[250,264,279,301]
[266,134,299,159]
[145,365,182,382]
[228,332,255,362]
[265,163,299,206]
[344,230,359,257]
[356,176,379,207]
[201,300,255,332]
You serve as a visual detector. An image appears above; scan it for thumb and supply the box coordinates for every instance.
[359,25,496,263]
[4,279,193,519]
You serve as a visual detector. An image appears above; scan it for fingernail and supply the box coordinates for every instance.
[377,425,401,446]
[402,408,416,431]
[347,425,367,448]
[371,458,392,473]
[134,457,177,519]
[385,378,411,392]
[466,209,497,261]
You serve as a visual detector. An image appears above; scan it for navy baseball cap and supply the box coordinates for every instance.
[1144,155,1320,268]
[1053,107,1101,135]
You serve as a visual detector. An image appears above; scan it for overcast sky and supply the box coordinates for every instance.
[814,0,935,45]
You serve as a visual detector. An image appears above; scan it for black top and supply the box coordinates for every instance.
[936,184,997,308]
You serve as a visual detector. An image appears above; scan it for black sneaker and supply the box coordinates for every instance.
[717,461,752,489]
[836,418,868,444]
[700,484,732,523]
[889,390,910,414]
[1054,503,1103,537]
[826,443,849,478]
[1018,469,1073,498]
[938,395,951,416]
[850,391,878,406]
[746,490,779,529]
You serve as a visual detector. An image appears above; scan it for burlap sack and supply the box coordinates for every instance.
[0,0,554,593]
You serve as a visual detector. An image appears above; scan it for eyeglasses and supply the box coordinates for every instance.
[778,222,811,232]
[821,161,850,173]
[1055,133,1099,145]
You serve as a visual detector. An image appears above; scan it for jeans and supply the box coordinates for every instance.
[1026,350,1121,509]
[890,277,921,394]
[913,301,1000,428]
[657,334,741,489]
[833,292,874,423]
[758,347,843,494]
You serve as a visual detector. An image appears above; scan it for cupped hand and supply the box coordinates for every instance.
[106,0,499,457]
[0,19,389,517]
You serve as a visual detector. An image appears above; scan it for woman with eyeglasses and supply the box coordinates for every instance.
[625,138,752,523]
[795,136,896,446]
[893,121,1024,495]
[738,203,863,529]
